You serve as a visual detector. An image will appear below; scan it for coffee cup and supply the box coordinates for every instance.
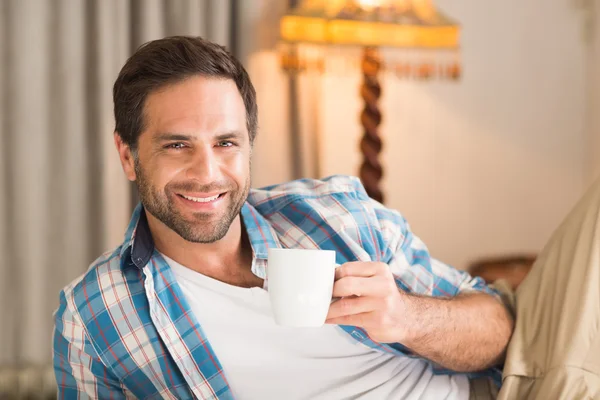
[267,248,337,327]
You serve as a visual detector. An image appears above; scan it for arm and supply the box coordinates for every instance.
[53,291,127,398]
[324,177,514,371]
[396,289,513,371]
[326,261,514,373]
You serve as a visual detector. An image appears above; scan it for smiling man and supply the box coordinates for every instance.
[51,36,600,400]
[123,73,261,290]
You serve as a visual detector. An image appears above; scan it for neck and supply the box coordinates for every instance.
[146,211,250,276]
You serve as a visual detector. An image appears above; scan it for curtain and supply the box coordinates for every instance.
[0,0,237,368]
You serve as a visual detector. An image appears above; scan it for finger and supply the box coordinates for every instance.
[325,312,371,327]
[335,262,388,280]
[332,276,390,298]
[327,296,379,320]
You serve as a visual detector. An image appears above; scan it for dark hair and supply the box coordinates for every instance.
[113,36,258,149]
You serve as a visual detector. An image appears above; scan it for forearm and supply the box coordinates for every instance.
[398,291,514,372]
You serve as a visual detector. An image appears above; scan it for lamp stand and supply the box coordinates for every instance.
[359,46,384,203]
[287,46,303,180]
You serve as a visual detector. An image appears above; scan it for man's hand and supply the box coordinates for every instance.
[325,261,514,372]
[326,261,407,343]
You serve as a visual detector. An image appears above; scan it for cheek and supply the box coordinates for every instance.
[144,156,187,190]
[223,151,250,179]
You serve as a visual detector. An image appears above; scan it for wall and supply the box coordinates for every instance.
[586,0,600,185]
[246,0,589,269]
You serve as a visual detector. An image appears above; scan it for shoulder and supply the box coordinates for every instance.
[248,175,368,207]
[248,175,408,261]
[55,245,141,328]
[252,174,405,230]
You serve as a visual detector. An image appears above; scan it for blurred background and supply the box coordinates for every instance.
[1,0,599,397]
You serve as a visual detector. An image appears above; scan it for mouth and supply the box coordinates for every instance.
[178,193,224,203]
[176,192,226,209]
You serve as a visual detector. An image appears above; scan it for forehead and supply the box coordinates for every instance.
[142,76,247,134]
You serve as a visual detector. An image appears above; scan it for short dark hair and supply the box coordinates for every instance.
[113,36,258,149]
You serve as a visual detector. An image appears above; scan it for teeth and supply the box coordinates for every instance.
[181,194,220,203]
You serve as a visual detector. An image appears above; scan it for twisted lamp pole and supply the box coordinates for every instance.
[359,47,384,203]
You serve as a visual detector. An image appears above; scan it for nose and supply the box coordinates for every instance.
[185,145,220,184]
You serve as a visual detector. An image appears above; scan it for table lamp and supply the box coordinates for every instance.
[280,0,461,202]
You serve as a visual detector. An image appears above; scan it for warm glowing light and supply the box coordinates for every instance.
[357,0,383,10]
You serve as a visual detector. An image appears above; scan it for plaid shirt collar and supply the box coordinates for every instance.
[119,202,283,271]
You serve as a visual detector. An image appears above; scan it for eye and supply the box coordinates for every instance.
[165,142,186,149]
[217,141,235,148]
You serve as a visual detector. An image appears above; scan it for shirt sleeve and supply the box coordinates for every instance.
[53,290,128,399]
[360,192,501,301]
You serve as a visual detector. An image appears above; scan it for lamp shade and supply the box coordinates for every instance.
[280,0,460,49]
[279,0,461,80]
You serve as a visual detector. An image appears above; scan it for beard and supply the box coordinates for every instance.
[134,159,250,244]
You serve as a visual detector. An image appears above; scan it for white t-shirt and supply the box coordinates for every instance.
[164,255,470,400]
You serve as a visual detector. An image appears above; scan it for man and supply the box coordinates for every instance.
[52,36,596,399]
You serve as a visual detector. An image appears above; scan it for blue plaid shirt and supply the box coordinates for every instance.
[53,175,502,399]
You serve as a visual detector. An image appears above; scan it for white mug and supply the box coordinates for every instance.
[267,248,337,327]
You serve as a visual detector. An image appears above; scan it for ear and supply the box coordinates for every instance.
[114,132,137,182]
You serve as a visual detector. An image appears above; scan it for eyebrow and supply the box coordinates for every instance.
[154,133,195,143]
[154,131,245,143]
[214,131,245,141]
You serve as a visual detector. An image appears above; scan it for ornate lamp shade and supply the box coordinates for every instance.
[279,0,461,202]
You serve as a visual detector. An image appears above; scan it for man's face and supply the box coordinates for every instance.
[124,76,251,243]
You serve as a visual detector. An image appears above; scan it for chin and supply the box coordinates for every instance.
[176,220,233,244]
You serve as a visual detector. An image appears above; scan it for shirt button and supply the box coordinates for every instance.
[352,331,365,340]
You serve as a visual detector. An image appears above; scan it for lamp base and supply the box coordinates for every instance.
[359,47,384,203]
